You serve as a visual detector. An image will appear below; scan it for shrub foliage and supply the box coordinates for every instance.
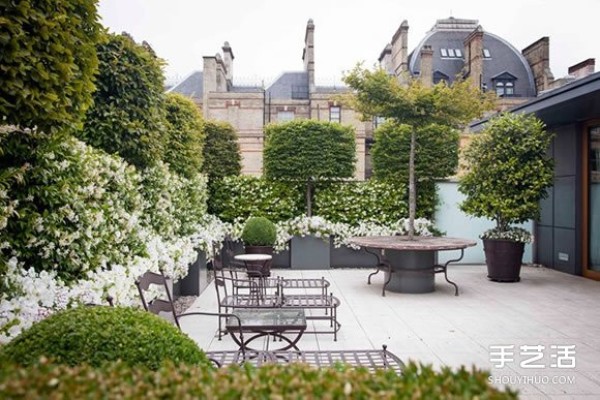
[209,175,301,223]
[459,113,553,230]
[0,306,211,370]
[241,216,277,246]
[0,129,146,281]
[164,93,205,179]
[0,0,102,132]
[77,33,167,169]
[0,360,518,399]
[314,180,406,225]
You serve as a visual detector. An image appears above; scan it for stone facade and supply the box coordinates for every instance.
[170,16,596,179]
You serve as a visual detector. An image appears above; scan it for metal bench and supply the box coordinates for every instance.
[206,345,404,374]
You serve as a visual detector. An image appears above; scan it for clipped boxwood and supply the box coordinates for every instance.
[0,306,211,370]
[0,360,518,399]
[242,217,277,246]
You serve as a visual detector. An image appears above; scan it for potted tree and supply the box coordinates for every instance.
[459,113,553,281]
[241,216,277,276]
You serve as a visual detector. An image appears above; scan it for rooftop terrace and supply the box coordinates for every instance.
[182,265,600,399]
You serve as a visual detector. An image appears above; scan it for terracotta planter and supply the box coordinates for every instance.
[244,245,273,277]
[483,239,525,282]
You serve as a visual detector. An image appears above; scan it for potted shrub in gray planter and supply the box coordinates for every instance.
[241,216,277,277]
[459,113,553,282]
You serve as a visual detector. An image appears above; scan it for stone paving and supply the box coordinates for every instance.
[182,265,600,399]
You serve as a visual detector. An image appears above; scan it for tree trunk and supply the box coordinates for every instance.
[408,130,416,240]
[306,179,312,217]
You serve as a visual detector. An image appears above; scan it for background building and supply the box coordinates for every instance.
[169,17,593,179]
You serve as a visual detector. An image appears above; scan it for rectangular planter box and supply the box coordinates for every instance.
[174,251,209,297]
[329,239,380,268]
[290,235,330,270]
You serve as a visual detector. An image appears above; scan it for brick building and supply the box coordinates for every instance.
[169,17,594,178]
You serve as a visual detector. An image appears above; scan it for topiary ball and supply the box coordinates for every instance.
[0,306,212,370]
[241,216,277,246]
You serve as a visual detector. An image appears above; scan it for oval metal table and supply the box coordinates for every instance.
[348,236,476,296]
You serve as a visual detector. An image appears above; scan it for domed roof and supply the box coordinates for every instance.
[408,18,536,97]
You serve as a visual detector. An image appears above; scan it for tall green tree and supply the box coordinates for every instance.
[76,33,167,169]
[344,67,494,238]
[164,93,205,179]
[0,0,102,132]
[459,113,553,232]
[264,120,356,215]
[201,120,242,181]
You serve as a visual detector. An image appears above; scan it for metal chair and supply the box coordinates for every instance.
[135,269,246,366]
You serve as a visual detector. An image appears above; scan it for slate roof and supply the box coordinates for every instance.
[266,72,309,99]
[167,71,203,99]
[408,21,536,97]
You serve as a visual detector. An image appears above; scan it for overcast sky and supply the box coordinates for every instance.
[98,0,600,87]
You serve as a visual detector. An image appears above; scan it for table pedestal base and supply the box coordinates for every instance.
[385,250,435,294]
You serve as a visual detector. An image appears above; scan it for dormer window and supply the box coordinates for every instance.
[492,71,517,97]
[433,70,450,85]
[440,48,463,59]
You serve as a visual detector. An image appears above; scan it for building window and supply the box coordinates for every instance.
[441,48,463,59]
[493,72,517,97]
[329,106,341,123]
[277,111,295,122]
[483,48,491,58]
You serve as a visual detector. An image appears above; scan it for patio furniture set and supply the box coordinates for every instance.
[134,244,404,372]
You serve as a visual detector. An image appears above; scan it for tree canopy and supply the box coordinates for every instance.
[201,120,242,181]
[263,120,356,181]
[344,66,494,237]
[459,113,553,230]
[0,0,102,132]
[76,33,167,169]
[164,93,205,179]
[372,121,459,182]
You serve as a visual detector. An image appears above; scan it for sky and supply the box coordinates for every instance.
[98,0,600,87]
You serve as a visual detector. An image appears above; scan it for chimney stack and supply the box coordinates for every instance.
[391,20,409,81]
[522,37,554,94]
[419,45,434,87]
[303,19,316,93]
[378,44,393,74]
[464,25,484,90]
[222,41,234,86]
[568,58,595,79]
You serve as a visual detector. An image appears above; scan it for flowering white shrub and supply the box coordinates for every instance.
[141,162,208,239]
[480,226,532,244]
[0,131,218,343]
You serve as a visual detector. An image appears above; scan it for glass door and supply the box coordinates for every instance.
[588,126,600,274]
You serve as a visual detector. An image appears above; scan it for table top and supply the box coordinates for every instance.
[226,308,306,330]
[348,236,477,251]
[234,254,273,261]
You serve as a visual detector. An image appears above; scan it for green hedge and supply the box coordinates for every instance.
[241,216,277,246]
[0,306,211,370]
[314,180,417,225]
[0,0,102,132]
[0,360,517,399]
[210,175,437,224]
[264,120,356,180]
[209,175,302,223]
